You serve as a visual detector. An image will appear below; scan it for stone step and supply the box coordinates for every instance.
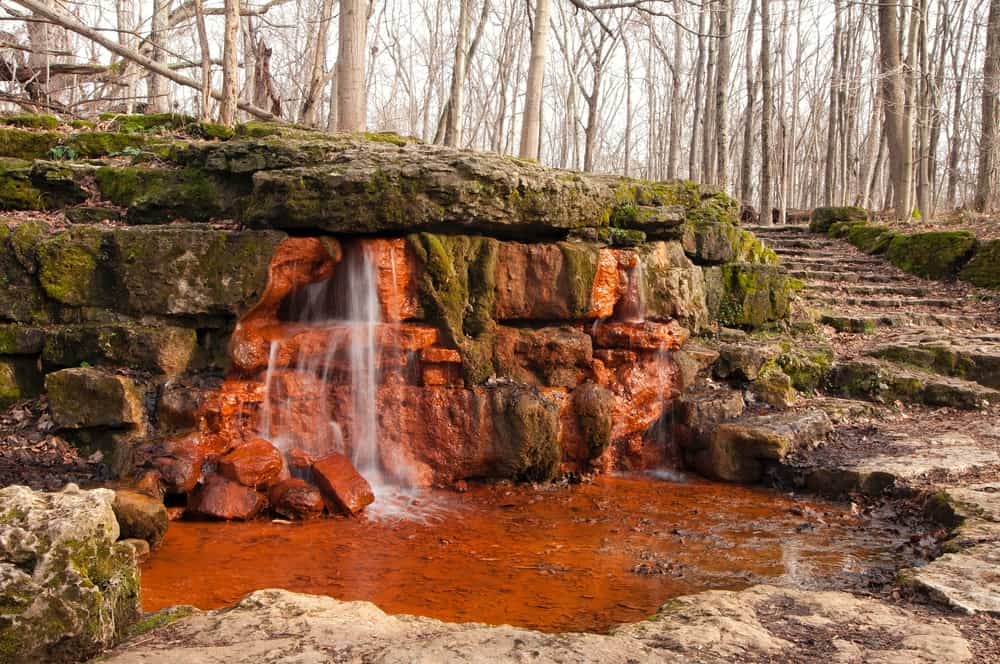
[811,296,956,309]
[788,270,899,284]
[866,337,1000,390]
[826,357,999,409]
[766,239,841,250]
[804,282,929,297]
[746,225,811,234]
[819,312,983,334]
[777,254,884,268]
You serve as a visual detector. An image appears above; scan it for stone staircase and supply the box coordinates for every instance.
[747,223,999,412]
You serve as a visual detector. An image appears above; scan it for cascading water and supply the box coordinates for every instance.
[257,242,396,495]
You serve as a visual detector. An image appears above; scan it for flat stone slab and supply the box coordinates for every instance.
[906,545,1000,615]
[99,585,971,663]
[849,434,999,482]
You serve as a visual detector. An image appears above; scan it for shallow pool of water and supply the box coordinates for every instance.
[142,474,912,632]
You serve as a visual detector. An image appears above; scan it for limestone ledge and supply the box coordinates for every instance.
[95,585,971,663]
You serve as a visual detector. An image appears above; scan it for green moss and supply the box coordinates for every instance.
[2,113,60,130]
[958,239,1000,290]
[0,127,62,160]
[885,231,978,280]
[845,224,898,254]
[125,606,195,638]
[235,121,283,138]
[827,219,868,239]
[558,242,600,317]
[358,131,414,146]
[189,122,235,141]
[70,119,96,129]
[705,263,798,329]
[491,385,561,482]
[777,346,834,394]
[0,159,44,210]
[572,383,613,459]
[809,206,868,233]
[94,166,228,223]
[36,226,108,305]
[409,233,498,384]
[101,112,196,133]
[66,132,149,158]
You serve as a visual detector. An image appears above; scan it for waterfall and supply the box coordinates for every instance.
[256,241,391,489]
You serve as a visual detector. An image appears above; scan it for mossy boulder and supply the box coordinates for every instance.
[844,224,899,254]
[112,490,168,548]
[0,356,43,408]
[95,166,238,224]
[0,127,62,160]
[101,112,196,133]
[1,113,60,130]
[704,263,798,329]
[35,225,108,306]
[809,206,868,233]
[45,367,143,429]
[490,384,561,482]
[0,484,140,663]
[776,345,835,394]
[572,382,614,460]
[0,325,44,354]
[42,323,198,375]
[958,239,1000,290]
[885,231,977,280]
[65,206,123,225]
[409,233,498,384]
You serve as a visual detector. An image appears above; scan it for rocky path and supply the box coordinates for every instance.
[745,224,1000,626]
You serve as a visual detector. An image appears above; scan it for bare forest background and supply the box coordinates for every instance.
[0,0,998,222]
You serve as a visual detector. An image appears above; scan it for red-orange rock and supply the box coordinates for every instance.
[422,363,462,387]
[360,238,422,322]
[217,437,285,488]
[587,249,629,318]
[286,448,316,471]
[592,320,690,351]
[268,478,325,520]
[311,453,375,514]
[420,346,462,364]
[187,475,268,520]
[493,325,593,387]
[134,470,164,499]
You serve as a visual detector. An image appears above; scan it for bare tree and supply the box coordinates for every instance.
[877,0,914,220]
[520,0,552,159]
[338,0,367,131]
[975,0,1000,211]
[759,0,772,224]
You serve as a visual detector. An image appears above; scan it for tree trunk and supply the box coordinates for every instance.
[520,0,552,160]
[701,3,717,184]
[878,0,913,220]
[219,0,240,126]
[689,2,708,180]
[666,0,684,180]
[739,0,757,204]
[715,0,731,190]
[823,0,841,206]
[759,0,773,224]
[337,0,367,132]
[148,0,170,113]
[300,0,336,126]
[444,0,473,146]
[194,0,212,121]
[975,0,1000,211]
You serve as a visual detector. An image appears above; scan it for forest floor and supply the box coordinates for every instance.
[872,209,1000,241]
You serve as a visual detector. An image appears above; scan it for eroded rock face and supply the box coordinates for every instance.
[0,484,140,663]
[97,585,971,663]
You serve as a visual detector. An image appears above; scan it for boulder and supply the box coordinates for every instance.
[713,342,781,381]
[692,409,832,483]
[187,475,268,520]
[45,367,143,429]
[809,206,868,233]
[703,263,798,329]
[572,383,614,460]
[217,437,285,488]
[113,489,169,548]
[311,453,375,514]
[489,384,562,482]
[636,241,708,329]
[0,223,51,323]
[673,383,745,453]
[959,239,1000,290]
[493,325,593,387]
[268,478,325,520]
[885,231,978,280]
[0,484,140,663]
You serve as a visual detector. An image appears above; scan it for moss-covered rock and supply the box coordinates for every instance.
[95,166,237,224]
[0,325,44,355]
[885,231,978,280]
[844,224,899,254]
[0,223,51,323]
[29,160,89,208]
[64,205,123,225]
[101,112,196,133]
[809,206,868,233]
[0,484,140,663]
[0,158,44,210]
[409,233,498,384]
[1,113,60,130]
[35,225,108,306]
[42,323,198,375]
[45,367,143,429]
[958,239,1000,290]
[776,345,835,394]
[637,241,709,330]
[0,356,43,408]
[490,384,561,482]
[0,127,62,160]
[112,490,168,548]
[572,382,614,460]
[826,358,998,409]
[704,263,799,329]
